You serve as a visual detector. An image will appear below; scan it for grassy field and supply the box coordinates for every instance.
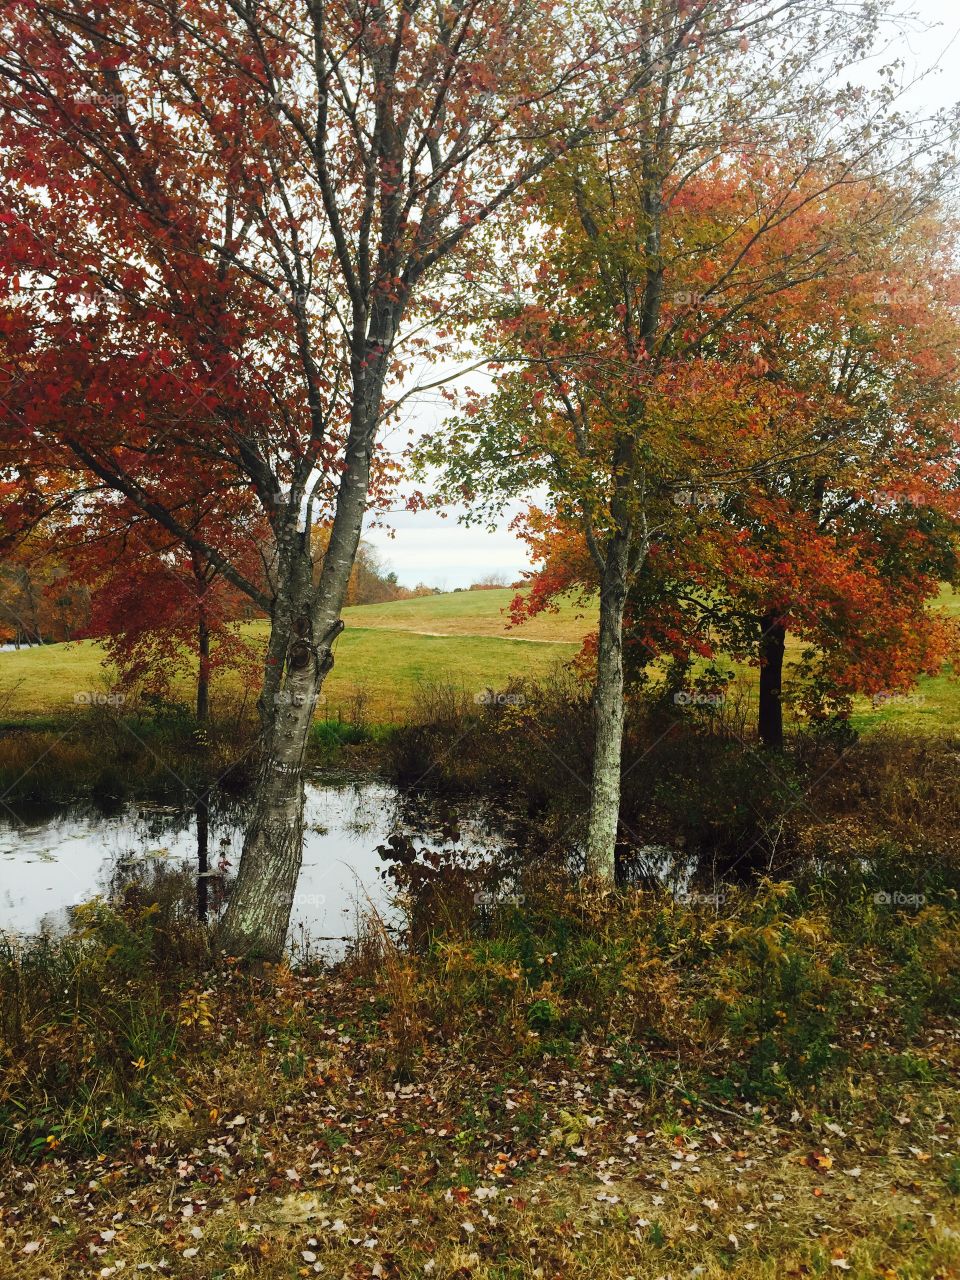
[1,585,957,731]
[340,587,595,641]
[0,590,583,724]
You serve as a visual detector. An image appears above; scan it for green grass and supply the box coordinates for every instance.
[0,596,579,724]
[339,586,594,641]
[669,582,960,735]
[1,584,956,732]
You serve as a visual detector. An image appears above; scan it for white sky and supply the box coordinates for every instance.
[364,0,960,590]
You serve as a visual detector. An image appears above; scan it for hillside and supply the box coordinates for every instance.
[339,588,595,642]
[0,589,587,724]
[1,585,957,730]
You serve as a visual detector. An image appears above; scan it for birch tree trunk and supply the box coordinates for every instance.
[213,625,325,957]
[585,529,631,883]
[216,346,387,959]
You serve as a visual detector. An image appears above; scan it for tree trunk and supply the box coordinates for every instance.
[586,532,630,882]
[216,344,388,959]
[196,614,210,723]
[192,552,210,724]
[758,610,786,750]
[214,645,322,957]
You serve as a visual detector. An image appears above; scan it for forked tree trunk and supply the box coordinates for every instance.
[758,610,786,750]
[216,345,388,959]
[586,531,630,882]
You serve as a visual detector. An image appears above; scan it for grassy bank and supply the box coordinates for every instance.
[2,872,960,1277]
[0,700,396,804]
[2,596,960,1274]
[382,679,960,884]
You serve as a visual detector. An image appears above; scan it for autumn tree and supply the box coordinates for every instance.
[422,47,959,880]
[458,196,960,777]
[0,530,90,645]
[652,208,960,747]
[738,231,958,744]
[75,520,267,722]
[607,201,960,748]
[0,0,729,955]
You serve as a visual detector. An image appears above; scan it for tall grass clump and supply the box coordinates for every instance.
[347,866,960,1104]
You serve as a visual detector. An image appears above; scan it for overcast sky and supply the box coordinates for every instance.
[364,0,960,590]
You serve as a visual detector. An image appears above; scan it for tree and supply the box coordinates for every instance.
[632,203,960,747]
[422,53,958,880]
[467,200,960,764]
[0,530,90,645]
[78,527,266,722]
[0,0,697,955]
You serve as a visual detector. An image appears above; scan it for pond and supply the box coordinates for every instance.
[0,774,471,956]
[0,771,703,957]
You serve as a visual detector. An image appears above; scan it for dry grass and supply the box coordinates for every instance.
[4,957,960,1279]
[4,876,960,1277]
[6,1136,960,1279]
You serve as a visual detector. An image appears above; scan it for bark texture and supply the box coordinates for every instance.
[216,344,387,959]
[215,622,327,957]
[586,531,630,881]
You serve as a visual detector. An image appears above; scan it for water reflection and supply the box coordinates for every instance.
[0,773,749,958]
[0,775,535,955]
[0,776,404,953]
[196,796,209,924]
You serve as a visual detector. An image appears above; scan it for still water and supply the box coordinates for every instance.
[0,772,701,956]
[0,775,438,954]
